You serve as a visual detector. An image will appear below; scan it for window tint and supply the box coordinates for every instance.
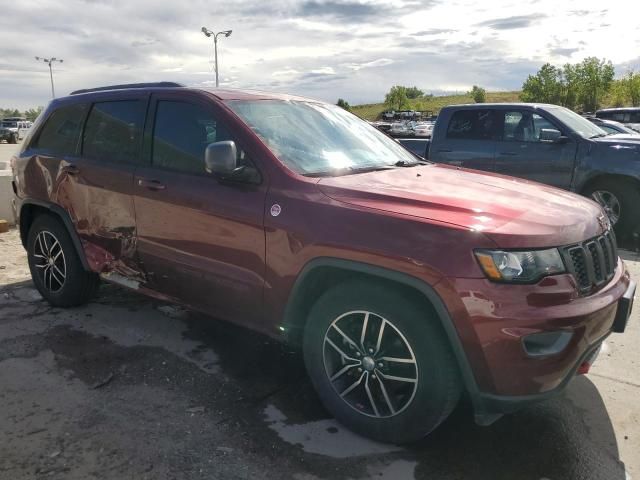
[83,100,145,163]
[502,111,556,142]
[152,100,243,175]
[446,109,496,140]
[32,103,87,155]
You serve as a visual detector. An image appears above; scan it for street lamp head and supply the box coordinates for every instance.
[201,26,212,37]
[224,30,232,37]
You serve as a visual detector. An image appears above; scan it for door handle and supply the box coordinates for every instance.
[498,152,517,156]
[137,178,166,191]
[62,164,80,175]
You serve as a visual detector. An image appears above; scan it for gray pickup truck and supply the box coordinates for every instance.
[421,103,640,239]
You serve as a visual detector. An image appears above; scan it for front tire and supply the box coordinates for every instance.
[584,179,640,240]
[303,281,461,444]
[27,214,99,307]
[9,133,17,144]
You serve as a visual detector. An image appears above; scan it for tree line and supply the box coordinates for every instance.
[0,107,44,122]
[339,57,640,116]
[520,57,640,112]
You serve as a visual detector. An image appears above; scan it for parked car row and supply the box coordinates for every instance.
[11,84,635,445]
[371,119,435,138]
[595,107,640,133]
[0,117,32,143]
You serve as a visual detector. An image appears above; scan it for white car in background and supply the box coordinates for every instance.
[0,118,32,142]
[413,122,434,138]
[389,121,413,137]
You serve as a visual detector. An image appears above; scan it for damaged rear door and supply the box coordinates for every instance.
[70,93,148,276]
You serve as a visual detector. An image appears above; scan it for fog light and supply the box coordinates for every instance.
[522,331,572,357]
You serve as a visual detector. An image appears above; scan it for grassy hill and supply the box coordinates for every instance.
[351,91,522,120]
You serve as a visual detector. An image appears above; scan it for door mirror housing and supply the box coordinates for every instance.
[205,141,238,176]
[539,128,568,143]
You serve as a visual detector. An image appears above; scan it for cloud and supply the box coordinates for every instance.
[298,1,379,20]
[550,47,579,57]
[477,14,547,30]
[343,58,394,71]
[411,28,455,36]
[0,0,638,109]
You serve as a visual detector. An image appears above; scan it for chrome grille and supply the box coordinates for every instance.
[562,230,618,294]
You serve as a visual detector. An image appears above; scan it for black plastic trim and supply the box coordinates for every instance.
[282,257,482,404]
[18,198,91,271]
[70,82,184,95]
[477,334,609,415]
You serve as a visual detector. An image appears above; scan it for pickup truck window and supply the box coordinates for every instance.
[227,99,418,176]
[446,109,497,140]
[503,111,555,142]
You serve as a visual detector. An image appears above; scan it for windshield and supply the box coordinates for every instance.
[549,107,606,138]
[1,121,18,128]
[226,100,419,176]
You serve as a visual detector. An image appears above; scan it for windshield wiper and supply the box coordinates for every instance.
[589,133,608,139]
[394,160,424,167]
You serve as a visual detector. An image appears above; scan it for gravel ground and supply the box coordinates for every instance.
[1,142,639,479]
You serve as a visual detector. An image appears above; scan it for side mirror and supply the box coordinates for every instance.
[539,128,567,143]
[205,141,237,176]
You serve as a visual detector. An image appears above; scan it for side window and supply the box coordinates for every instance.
[82,100,145,164]
[446,110,496,140]
[152,100,250,175]
[502,111,556,142]
[32,104,87,155]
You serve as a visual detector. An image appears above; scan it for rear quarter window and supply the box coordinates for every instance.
[31,103,88,156]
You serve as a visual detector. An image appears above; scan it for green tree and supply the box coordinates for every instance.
[24,106,44,122]
[561,63,580,109]
[405,86,424,99]
[336,98,351,111]
[574,57,614,112]
[520,63,563,104]
[625,71,640,107]
[608,80,627,107]
[469,85,486,103]
[384,86,409,111]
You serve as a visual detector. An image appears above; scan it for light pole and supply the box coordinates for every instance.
[201,27,232,87]
[35,56,64,98]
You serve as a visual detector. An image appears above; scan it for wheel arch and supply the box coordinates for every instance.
[579,173,640,195]
[19,199,91,271]
[282,257,480,398]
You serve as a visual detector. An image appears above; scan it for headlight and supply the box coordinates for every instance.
[475,248,565,283]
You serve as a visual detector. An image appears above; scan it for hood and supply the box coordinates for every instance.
[317,164,606,248]
[593,134,640,147]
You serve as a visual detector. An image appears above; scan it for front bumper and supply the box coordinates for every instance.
[441,258,633,408]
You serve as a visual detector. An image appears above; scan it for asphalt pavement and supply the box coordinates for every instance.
[1,142,638,479]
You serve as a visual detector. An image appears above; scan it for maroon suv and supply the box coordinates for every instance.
[11,83,635,443]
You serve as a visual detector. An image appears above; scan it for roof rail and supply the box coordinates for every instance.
[70,82,185,95]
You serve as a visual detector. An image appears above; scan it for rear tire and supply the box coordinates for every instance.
[303,280,461,444]
[583,179,640,240]
[27,214,99,307]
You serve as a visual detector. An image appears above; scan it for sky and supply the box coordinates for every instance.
[1,0,639,110]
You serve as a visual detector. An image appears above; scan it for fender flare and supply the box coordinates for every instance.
[19,198,91,271]
[283,257,480,399]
